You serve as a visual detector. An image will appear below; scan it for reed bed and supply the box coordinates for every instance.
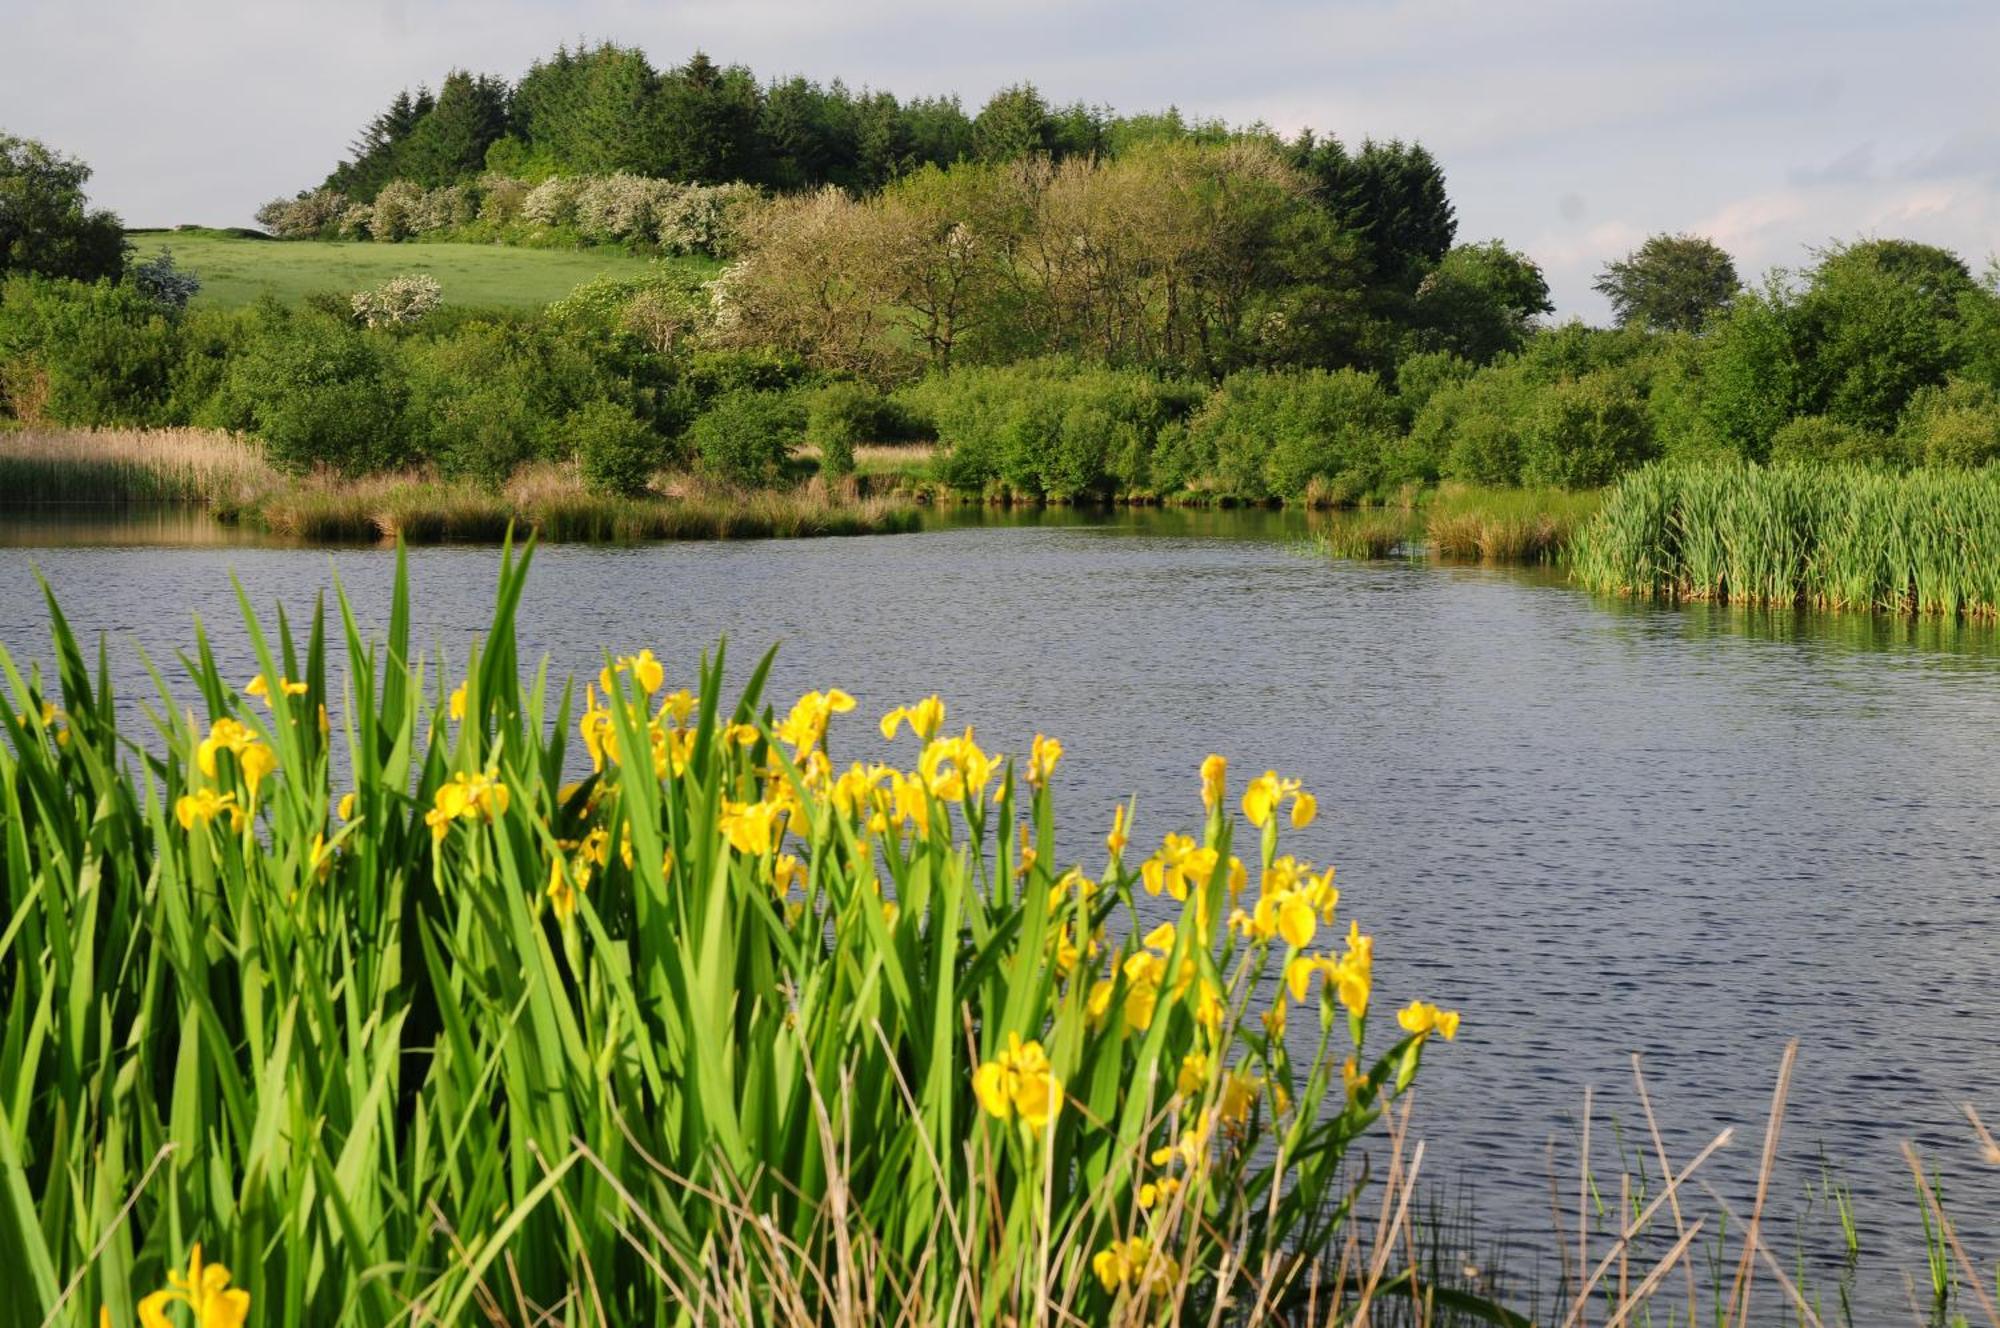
[1314,512,1419,560]
[0,428,919,543]
[1424,485,1600,565]
[0,427,276,504]
[1310,487,1597,565]
[0,544,1480,1327]
[1572,461,2000,618]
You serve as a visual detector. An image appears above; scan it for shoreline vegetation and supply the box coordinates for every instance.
[0,427,919,542]
[9,429,2000,624]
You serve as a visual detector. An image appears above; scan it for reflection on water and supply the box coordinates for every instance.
[0,503,286,547]
[1,504,1997,1315]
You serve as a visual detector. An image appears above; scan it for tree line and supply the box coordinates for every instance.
[5,122,1998,511]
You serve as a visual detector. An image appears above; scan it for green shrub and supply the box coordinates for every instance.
[1518,371,1654,488]
[684,346,810,406]
[221,307,409,474]
[804,381,881,476]
[688,388,805,487]
[572,398,662,496]
[1896,376,2000,467]
[1181,367,1399,502]
[1767,414,1904,467]
[1391,349,1475,423]
[0,275,182,426]
[903,360,1200,498]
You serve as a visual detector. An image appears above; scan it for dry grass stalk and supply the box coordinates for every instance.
[1903,1140,2000,1328]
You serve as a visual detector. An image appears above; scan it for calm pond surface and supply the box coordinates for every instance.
[2,504,1996,1313]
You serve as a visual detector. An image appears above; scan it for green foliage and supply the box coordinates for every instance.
[393,69,512,186]
[572,397,664,495]
[803,381,884,476]
[0,133,125,283]
[1895,376,2000,467]
[1690,285,1800,459]
[0,275,181,425]
[1410,240,1552,363]
[679,344,806,400]
[1392,349,1475,422]
[1766,414,1901,467]
[1594,233,1739,333]
[1518,371,1654,487]
[1792,240,1982,433]
[687,387,805,486]
[1181,367,1401,502]
[1408,365,1531,486]
[1574,460,2000,617]
[219,304,411,473]
[904,360,1203,498]
[1286,134,1457,290]
[972,82,1058,161]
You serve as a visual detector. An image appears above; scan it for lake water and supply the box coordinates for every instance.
[2,505,1996,1317]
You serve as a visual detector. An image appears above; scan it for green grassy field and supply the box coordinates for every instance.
[125,229,714,310]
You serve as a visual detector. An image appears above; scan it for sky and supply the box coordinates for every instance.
[2,0,1997,318]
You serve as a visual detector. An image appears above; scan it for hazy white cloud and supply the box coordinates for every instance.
[2,0,1997,316]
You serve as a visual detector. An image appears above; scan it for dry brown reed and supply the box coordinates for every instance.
[0,426,276,504]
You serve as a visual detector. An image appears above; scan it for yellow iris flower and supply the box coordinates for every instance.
[1093,1235,1180,1297]
[599,649,665,698]
[719,798,783,857]
[775,688,856,751]
[243,674,308,707]
[1026,732,1063,787]
[1200,753,1227,809]
[972,1031,1063,1130]
[1242,770,1312,829]
[878,694,946,741]
[136,1244,250,1328]
[1396,1000,1461,1041]
[174,788,242,833]
[428,770,510,841]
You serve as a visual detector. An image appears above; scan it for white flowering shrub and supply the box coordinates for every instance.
[521,176,586,229]
[478,175,530,224]
[369,180,425,242]
[255,188,349,239]
[275,172,760,256]
[337,204,374,240]
[573,174,660,243]
[657,182,762,257]
[351,273,443,328]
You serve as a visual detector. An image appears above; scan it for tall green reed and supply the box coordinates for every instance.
[1572,461,2000,618]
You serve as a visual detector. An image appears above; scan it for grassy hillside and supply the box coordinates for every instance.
[125,230,715,310]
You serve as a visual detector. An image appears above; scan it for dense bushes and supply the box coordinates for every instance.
[1170,368,1400,502]
[258,172,759,257]
[802,380,926,476]
[687,388,806,486]
[571,397,663,495]
[217,306,411,474]
[902,361,1204,499]
[0,276,676,489]
[0,275,181,425]
[8,217,2000,510]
